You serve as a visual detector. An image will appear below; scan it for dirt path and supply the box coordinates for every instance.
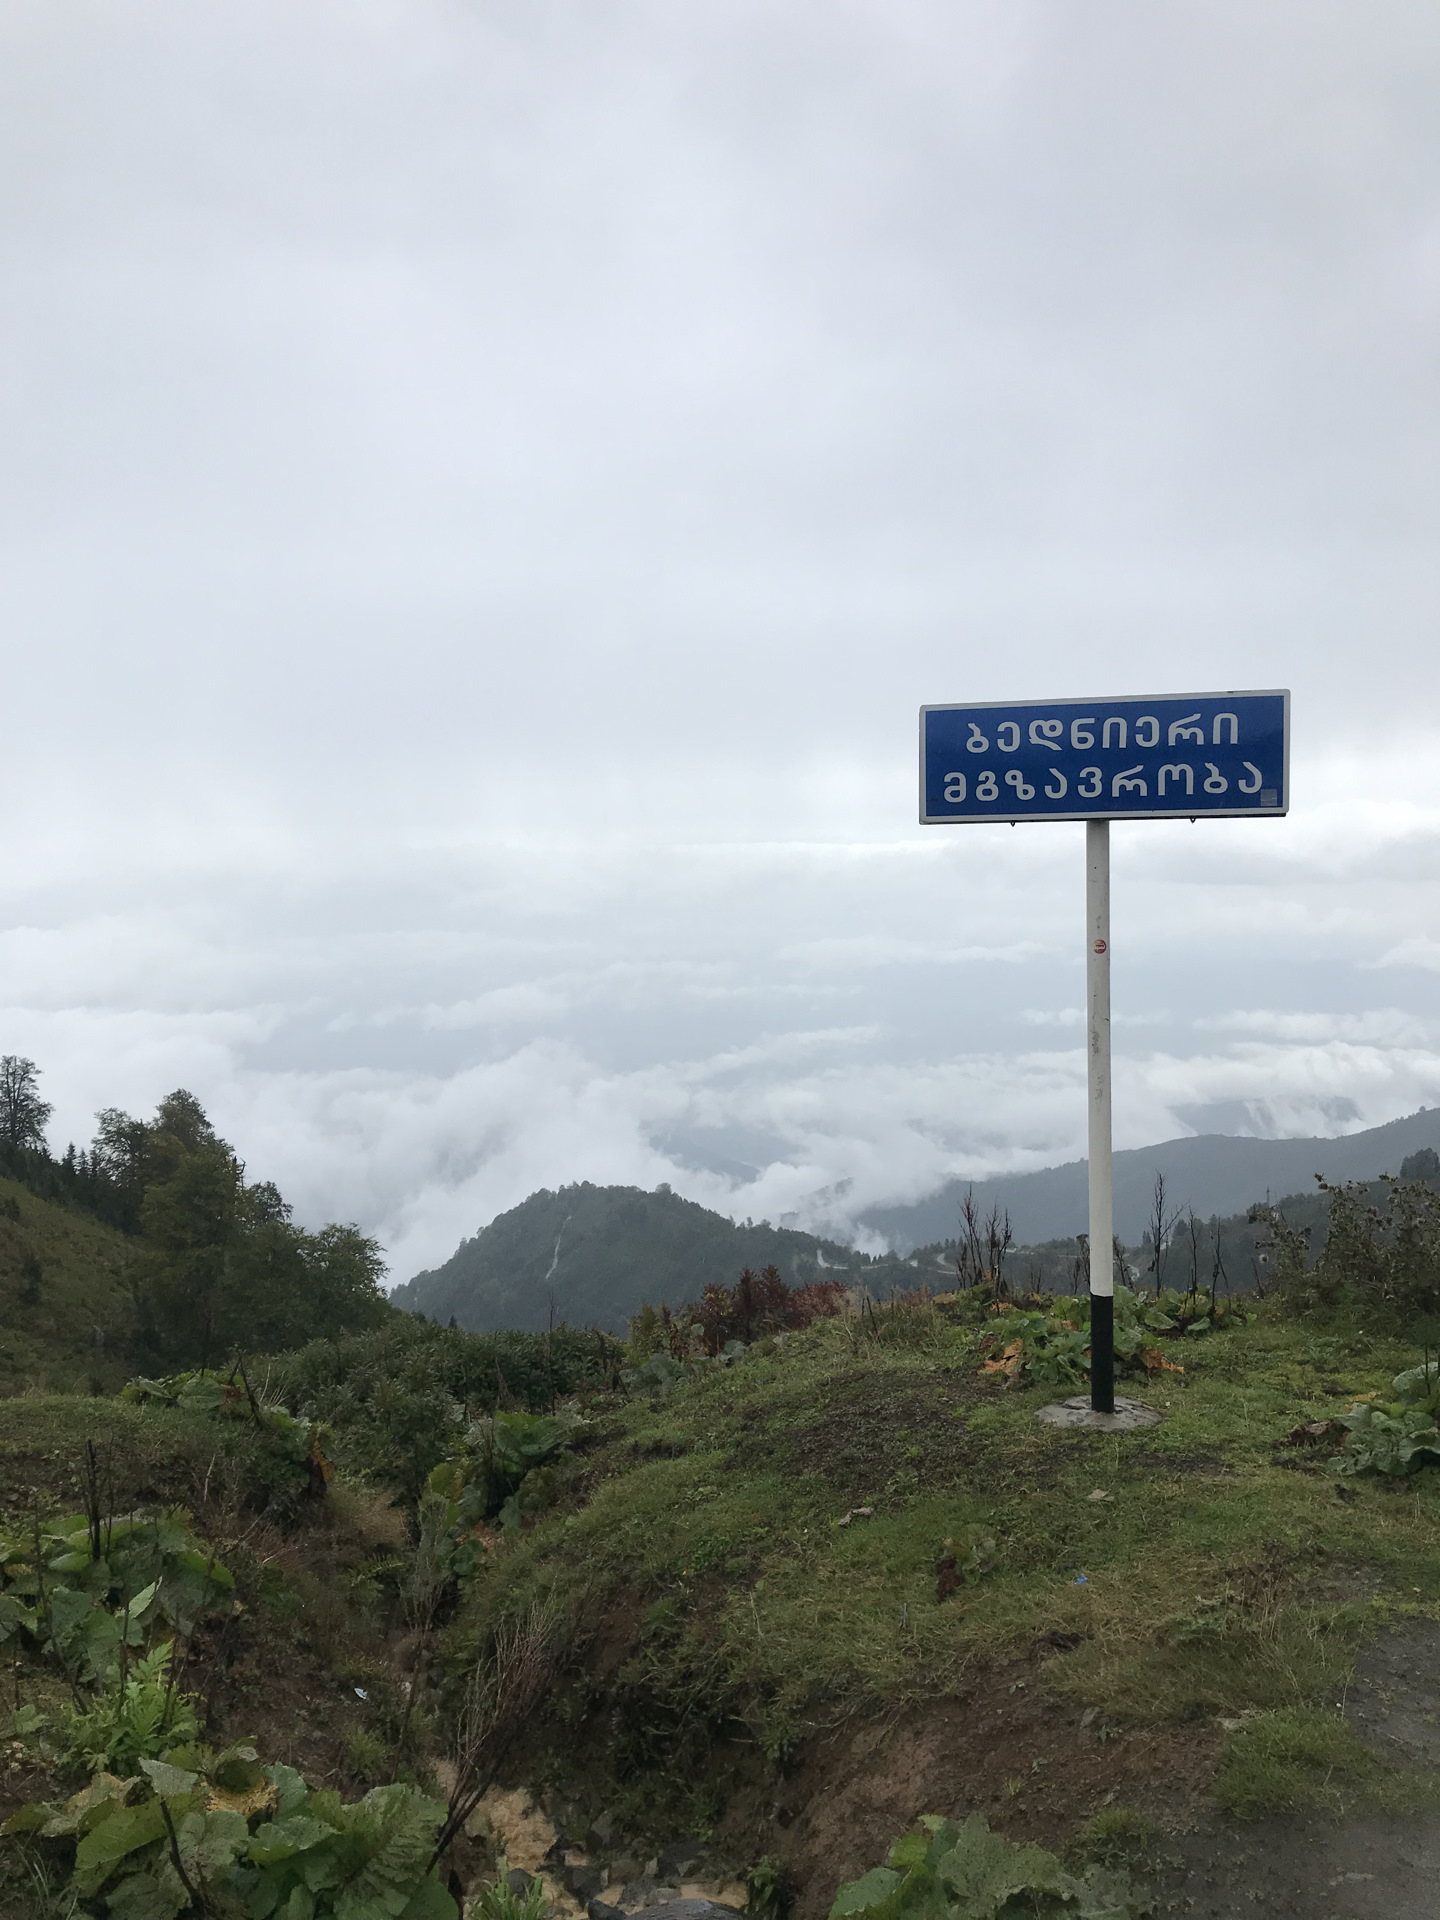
[1148,1623,1440,1918]
[1150,1809,1440,1918]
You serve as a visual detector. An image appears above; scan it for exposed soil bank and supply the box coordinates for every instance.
[744,1647,1218,1920]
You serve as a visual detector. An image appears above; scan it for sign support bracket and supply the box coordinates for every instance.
[1086,819,1115,1413]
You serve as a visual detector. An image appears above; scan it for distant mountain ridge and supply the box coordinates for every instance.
[858,1107,1440,1251]
[394,1108,1440,1334]
[389,1181,895,1333]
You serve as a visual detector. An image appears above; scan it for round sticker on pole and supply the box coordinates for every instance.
[1093,939,1107,954]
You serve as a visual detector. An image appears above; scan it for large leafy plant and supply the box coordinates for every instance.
[1336,1360,1440,1477]
[479,1410,580,1499]
[620,1350,693,1399]
[0,1504,233,1684]
[977,1287,1200,1392]
[829,1814,1145,1920]
[1,1496,233,1807]
[419,1408,585,1575]
[4,1744,457,1919]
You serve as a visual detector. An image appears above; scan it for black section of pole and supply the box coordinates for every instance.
[1090,1292,1115,1415]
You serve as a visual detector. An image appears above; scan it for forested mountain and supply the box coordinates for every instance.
[859,1107,1440,1251]
[396,1111,1440,1335]
[390,1181,904,1332]
[15,1036,1440,1363]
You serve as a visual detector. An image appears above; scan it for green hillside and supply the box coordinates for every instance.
[0,1178,136,1395]
[391,1180,910,1331]
[0,1060,392,1390]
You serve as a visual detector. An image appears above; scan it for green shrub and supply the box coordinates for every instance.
[620,1349,709,1401]
[414,1408,586,1609]
[270,1318,619,1501]
[829,1814,1144,1920]
[1261,1174,1440,1318]
[18,1252,42,1306]
[1250,1203,1313,1301]
[627,1301,665,1359]
[747,1854,793,1920]
[121,1367,332,1515]
[0,1504,234,1683]
[465,1409,584,1528]
[60,1642,198,1775]
[3,1747,457,1918]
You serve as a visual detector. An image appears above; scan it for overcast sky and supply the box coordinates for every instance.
[3,0,1440,1277]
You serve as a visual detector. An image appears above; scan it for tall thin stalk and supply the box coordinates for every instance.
[429,1600,566,1869]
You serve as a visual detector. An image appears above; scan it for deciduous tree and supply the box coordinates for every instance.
[0,1055,51,1154]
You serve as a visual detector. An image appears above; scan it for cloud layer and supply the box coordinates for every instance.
[2,3,1439,1277]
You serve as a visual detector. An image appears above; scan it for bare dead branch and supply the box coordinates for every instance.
[430,1598,569,1867]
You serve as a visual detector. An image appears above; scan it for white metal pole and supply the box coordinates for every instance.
[1086,818,1115,1412]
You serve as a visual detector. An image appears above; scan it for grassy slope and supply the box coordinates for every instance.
[9,1288,1440,1916]
[449,1298,1440,1908]
[0,1179,135,1396]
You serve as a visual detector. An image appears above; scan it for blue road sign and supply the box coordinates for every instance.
[920,689,1289,824]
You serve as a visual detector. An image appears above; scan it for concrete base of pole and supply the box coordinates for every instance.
[1036,1395,1163,1431]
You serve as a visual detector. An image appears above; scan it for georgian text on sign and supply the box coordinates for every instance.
[919,690,1288,824]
